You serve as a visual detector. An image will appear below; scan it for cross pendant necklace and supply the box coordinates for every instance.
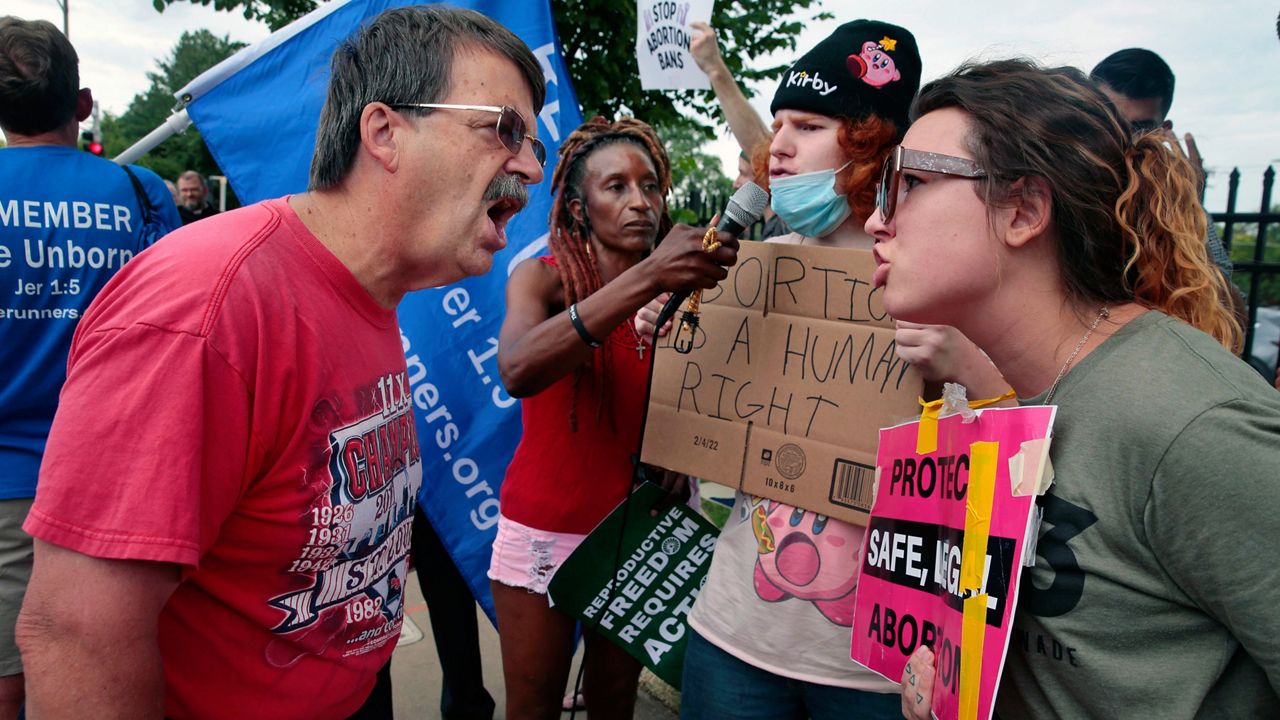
[626,316,647,360]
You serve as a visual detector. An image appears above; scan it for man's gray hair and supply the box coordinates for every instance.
[177,170,207,188]
[308,5,545,190]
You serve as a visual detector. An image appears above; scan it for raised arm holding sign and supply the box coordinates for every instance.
[636,0,714,90]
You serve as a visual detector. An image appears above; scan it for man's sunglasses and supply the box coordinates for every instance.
[875,145,986,223]
[391,103,546,168]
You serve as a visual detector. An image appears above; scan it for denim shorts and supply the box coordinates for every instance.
[486,514,587,595]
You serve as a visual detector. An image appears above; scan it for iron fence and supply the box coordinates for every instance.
[1213,166,1278,380]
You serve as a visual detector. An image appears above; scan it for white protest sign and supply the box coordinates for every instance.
[636,0,713,90]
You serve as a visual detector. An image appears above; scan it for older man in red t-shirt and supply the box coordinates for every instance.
[15,6,546,718]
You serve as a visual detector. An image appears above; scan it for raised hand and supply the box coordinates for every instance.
[689,21,726,77]
[1160,124,1206,197]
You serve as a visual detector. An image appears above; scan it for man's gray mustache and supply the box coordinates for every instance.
[483,174,528,209]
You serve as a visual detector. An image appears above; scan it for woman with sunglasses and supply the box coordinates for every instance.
[634,22,1005,720]
[875,60,1280,720]
[491,116,736,719]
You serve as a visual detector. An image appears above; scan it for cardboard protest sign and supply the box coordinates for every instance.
[636,0,713,90]
[850,406,1055,720]
[640,241,923,525]
[547,482,719,688]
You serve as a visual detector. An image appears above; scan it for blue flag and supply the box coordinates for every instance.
[180,0,583,621]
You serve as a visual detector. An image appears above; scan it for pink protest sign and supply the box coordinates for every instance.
[850,405,1055,720]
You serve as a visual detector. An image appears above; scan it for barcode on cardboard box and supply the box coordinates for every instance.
[829,459,875,512]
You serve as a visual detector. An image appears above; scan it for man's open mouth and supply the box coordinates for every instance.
[487,197,523,234]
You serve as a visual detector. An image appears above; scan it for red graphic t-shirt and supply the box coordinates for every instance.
[27,198,421,719]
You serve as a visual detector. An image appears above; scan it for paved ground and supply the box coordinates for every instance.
[390,570,678,719]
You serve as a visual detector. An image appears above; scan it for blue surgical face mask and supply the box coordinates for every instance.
[769,160,854,238]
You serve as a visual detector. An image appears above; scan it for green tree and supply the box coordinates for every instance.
[554,0,828,134]
[102,29,245,196]
[154,0,829,135]
[658,120,732,225]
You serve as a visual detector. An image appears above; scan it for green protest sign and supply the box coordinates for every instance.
[547,482,720,688]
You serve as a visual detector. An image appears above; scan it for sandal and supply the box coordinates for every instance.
[561,691,586,712]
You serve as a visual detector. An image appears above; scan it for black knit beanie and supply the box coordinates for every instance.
[770,19,921,132]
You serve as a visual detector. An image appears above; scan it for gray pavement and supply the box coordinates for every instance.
[390,570,678,719]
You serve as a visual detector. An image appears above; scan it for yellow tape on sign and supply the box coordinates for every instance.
[916,397,943,455]
[959,593,989,720]
[959,441,997,591]
[915,390,1015,456]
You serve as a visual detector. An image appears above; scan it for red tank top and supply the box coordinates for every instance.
[499,258,653,533]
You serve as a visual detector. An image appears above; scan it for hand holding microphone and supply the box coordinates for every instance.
[669,225,726,353]
[655,182,770,352]
[640,223,739,297]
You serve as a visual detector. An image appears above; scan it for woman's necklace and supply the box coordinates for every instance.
[1043,306,1110,404]
[626,316,647,360]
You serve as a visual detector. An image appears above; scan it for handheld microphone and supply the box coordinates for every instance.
[655,181,770,330]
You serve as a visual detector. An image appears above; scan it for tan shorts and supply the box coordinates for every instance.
[0,498,34,677]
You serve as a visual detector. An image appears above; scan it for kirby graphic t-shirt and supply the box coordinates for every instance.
[689,492,897,690]
[27,199,419,719]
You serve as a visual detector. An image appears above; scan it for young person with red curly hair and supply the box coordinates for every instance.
[636,21,1004,720]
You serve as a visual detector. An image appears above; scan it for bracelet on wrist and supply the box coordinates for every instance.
[568,303,602,348]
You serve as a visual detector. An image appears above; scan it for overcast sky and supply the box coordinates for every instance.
[720,1,1280,214]
[9,0,1279,211]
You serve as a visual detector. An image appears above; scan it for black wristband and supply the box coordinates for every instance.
[568,303,602,348]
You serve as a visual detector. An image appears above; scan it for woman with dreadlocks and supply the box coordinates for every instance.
[492,116,737,719]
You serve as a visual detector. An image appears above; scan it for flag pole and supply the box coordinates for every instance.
[112,108,191,166]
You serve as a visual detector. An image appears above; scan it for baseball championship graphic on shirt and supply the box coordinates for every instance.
[268,370,422,652]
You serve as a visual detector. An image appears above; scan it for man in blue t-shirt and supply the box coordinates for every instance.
[0,16,179,714]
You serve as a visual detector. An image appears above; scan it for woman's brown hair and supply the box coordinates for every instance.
[913,59,1240,350]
